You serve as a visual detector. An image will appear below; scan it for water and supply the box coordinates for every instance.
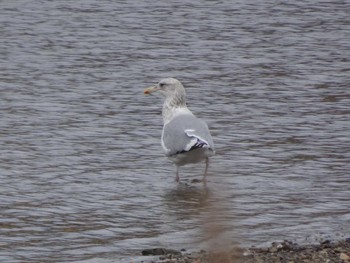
[1,0,349,262]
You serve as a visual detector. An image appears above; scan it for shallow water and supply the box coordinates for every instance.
[1,0,349,262]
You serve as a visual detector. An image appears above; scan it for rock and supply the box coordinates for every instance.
[141,247,182,256]
[280,240,295,251]
[269,240,295,253]
[320,239,332,249]
[321,240,331,245]
[340,252,350,261]
[191,178,202,183]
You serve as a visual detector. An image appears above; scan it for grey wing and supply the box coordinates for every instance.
[161,114,214,157]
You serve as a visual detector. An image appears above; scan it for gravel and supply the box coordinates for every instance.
[140,239,350,263]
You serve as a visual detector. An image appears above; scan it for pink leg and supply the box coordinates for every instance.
[175,166,180,182]
[203,158,209,184]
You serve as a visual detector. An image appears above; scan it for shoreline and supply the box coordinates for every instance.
[140,238,350,263]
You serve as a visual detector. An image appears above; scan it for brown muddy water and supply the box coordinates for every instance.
[1,1,349,262]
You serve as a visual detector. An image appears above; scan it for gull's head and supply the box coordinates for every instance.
[144,78,186,99]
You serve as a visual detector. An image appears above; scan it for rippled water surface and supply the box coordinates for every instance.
[1,0,349,262]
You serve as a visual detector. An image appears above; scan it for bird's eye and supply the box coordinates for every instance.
[159,83,165,87]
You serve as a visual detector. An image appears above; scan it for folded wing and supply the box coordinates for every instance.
[161,114,214,157]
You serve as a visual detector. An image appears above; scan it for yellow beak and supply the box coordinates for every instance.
[144,85,160,95]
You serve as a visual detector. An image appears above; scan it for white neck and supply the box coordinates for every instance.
[161,88,188,123]
[162,99,189,123]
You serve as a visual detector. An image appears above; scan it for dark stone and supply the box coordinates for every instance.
[141,247,181,256]
[320,239,332,249]
[191,178,202,183]
[321,239,331,245]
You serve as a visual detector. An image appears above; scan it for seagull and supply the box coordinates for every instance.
[144,78,215,183]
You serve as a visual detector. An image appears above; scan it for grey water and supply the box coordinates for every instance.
[1,0,349,262]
